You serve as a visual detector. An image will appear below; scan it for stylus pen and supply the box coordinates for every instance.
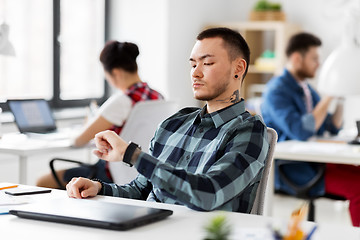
[0,185,19,190]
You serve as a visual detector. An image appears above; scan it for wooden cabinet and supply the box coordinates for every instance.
[208,21,301,99]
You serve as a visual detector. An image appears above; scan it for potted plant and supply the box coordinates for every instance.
[249,0,286,21]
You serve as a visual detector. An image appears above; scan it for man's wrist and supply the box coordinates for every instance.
[131,148,141,166]
[123,142,141,167]
[92,178,104,194]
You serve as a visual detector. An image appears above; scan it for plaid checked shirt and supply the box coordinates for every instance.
[110,82,164,135]
[102,100,269,213]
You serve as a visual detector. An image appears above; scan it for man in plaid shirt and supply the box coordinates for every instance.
[67,27,269,213]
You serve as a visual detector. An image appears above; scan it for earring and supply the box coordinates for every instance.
[234,75,238,79]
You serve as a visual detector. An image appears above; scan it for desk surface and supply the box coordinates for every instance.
[0,132,85,184]
[0,183,359,240]
[274,140,360,165]
[0,132,73,156]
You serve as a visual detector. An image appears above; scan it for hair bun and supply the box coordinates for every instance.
[122,42,139,60]
[100,40,139,73]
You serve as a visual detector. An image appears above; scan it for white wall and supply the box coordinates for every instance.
[108,0,169,99]
[165,0,254,108]
[109,0,360,128]
[109,0,253,108]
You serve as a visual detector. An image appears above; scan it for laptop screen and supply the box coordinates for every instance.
[7,99,57,133]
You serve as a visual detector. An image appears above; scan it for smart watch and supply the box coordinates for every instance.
[123,142,141,167]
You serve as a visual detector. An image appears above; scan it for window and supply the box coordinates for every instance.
[59,0,106,101]
[0,0,53,102]
[0,0,108,111]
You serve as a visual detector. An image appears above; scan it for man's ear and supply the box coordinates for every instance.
[290,52,303,68]
[234,58,246,79]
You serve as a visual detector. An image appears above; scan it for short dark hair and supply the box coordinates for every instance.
[286,32,322,57]
[197,27,250,81]
[100,41,139,73]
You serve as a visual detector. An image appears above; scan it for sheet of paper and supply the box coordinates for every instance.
[231,227,274,240]
[0,191,29,214]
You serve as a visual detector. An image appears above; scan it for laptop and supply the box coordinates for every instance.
[7,99,57,134]
[9,198,173,230]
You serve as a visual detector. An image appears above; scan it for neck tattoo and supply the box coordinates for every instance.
[216,90,240,103]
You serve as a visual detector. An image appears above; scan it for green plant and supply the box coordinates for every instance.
[254,0,282,11]
[203,215,232,240]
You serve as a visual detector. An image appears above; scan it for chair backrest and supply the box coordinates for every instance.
[109,100,178,185]
[250,127,277,215]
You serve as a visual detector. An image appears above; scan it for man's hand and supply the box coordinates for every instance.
[312,95,334,130]
[93,130,128,162]
[66,177,102,199]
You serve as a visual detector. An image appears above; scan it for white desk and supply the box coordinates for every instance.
[274,140,360,165]
[0,183,359,240]
[0,133,82,184]
[265,140,360,218]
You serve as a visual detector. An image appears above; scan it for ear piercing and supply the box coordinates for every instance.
[235,75,238,78]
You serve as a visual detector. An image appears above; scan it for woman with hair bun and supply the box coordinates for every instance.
[37,41,163,189]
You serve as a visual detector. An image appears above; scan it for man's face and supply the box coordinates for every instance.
[296,46,320,79]
[189,37,234,101]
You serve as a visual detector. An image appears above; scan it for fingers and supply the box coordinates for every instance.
[81,188,94,198]
[93,130,127,162]
[66,177,98,199]
[94,131,113,153]
[95,130,121,148]
[66,177,83,199]
[94,130,114,143]
[93,149,105,159]
[81,181,101,198]
[96,141,111,154]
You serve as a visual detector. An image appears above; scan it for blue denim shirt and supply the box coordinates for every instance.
[261,69,340,196]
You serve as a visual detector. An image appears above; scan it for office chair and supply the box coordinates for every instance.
[250,127,278,215]
[49,100,178,189]
[108,100,178,185]
[276,159,346,222]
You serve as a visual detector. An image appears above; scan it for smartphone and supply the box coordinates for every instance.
[5,188,51,196]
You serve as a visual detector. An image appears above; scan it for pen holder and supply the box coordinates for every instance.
[272,203,317,240]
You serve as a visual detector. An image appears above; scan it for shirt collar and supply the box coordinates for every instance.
[298,80,309,89]
[125,82,147,94]
[199,100,246,128]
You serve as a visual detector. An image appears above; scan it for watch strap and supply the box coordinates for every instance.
[123,142,140,167]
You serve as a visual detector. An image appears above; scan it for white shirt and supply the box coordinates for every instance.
[97,91,132,126]
[298,81,313,113]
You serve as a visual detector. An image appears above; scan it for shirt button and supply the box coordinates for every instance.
[199,128,204,133]
[186,155,190,160]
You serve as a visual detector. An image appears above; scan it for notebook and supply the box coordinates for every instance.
[9,198,173,230]
[7,99,57,134]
